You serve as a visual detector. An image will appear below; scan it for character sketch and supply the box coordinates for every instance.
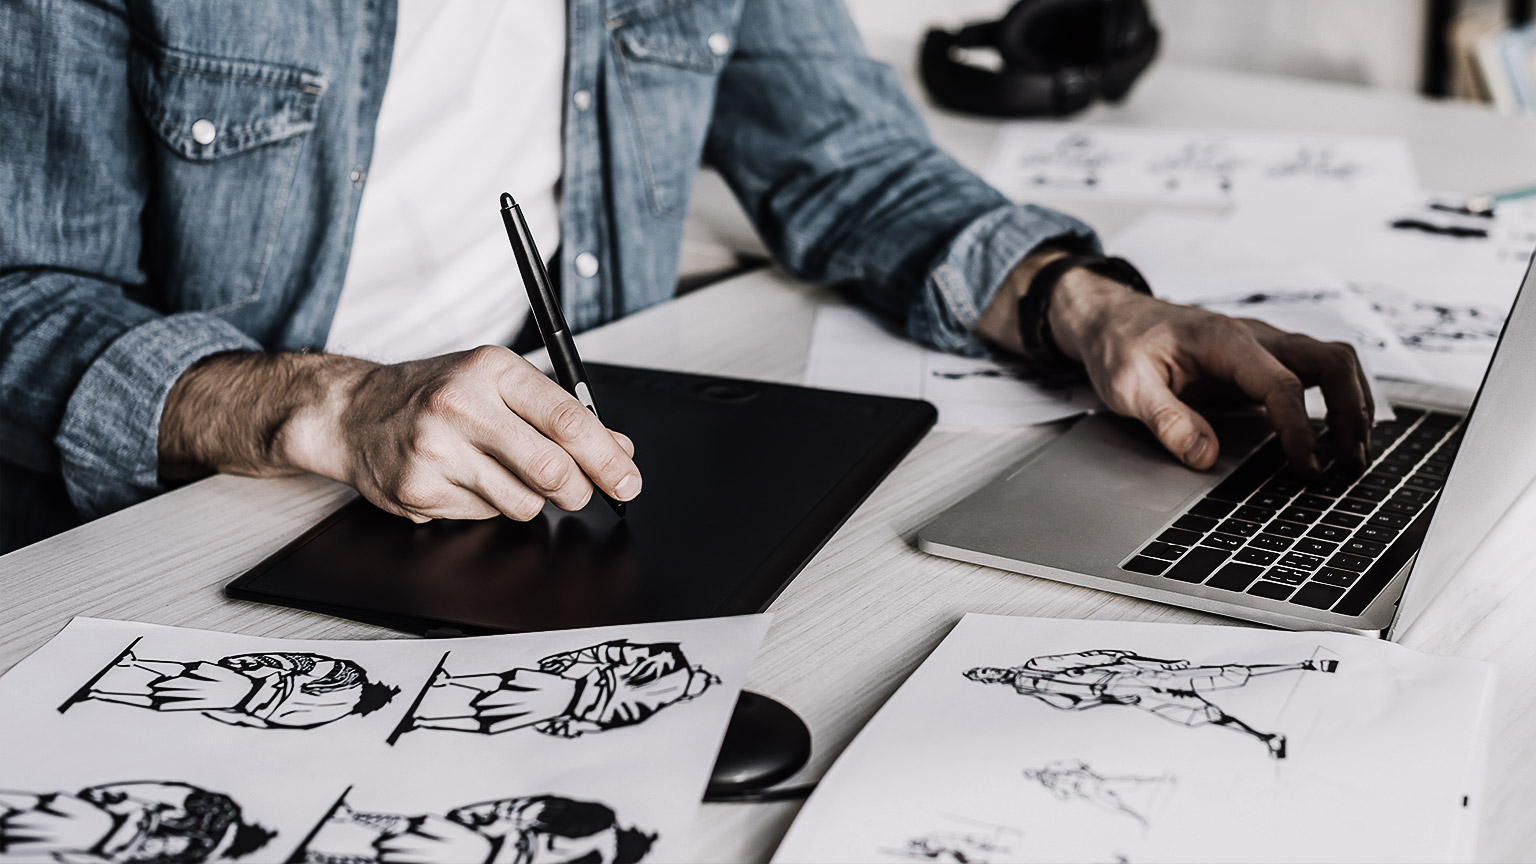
[1022,760,1174,827]
[390,640,717,743]
[1145,141,1242,194]
[0,781,274,863]
[1014,132,1114,189]
[965,650,1339,758]
[1264,146,1366,183]
[881,816,1023,864]
[1353,284,1504,353]
[296,789,655,864]
[60,639,399,730]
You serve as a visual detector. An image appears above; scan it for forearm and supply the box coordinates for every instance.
[157,352,373,483]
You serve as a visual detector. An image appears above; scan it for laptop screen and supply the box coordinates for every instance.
[1392,252,1536,637]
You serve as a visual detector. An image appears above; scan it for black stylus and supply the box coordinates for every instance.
[499,192,627,518]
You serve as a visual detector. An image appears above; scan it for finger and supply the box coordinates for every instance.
[1114,359,1221,469]
[1201,323,1318,473]
[455,455,548,522]
[498,367,642,501]
[399,486,501,523]
[1267,336,1371,470]
[611,430,635,458]
[474,417,594,512]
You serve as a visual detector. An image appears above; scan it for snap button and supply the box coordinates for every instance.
[350,167,366,186]
[573,89,593,112]
[575,252,600,278]
[191,119,217,145]
[708,32,731,56]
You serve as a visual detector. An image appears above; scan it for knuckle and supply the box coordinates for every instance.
[393,467,447,512]
[1327,341,1360,367]
[1148,402,1187,439]
[423,381,476,419]
[526,449,576,492]
[409,429,454,465]
[506,493,545,522]
[546,399,592,442]
[464,344,510,372]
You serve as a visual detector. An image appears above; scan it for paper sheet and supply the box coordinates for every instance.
[803,306,1099,428]
[0,615,769,863]
[773,613,1495,864]
[984,124,1418,205]
[1224,193,1536,391]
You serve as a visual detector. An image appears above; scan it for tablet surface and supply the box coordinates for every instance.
[227,363,935,634]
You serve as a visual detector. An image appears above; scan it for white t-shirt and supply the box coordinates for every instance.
[326,0,565,363]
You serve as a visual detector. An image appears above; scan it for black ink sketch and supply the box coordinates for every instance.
[1145,141,1242,194]
[0,781,274,863]
[1189,288,1390,351]
[929,367,1025,381]
[964,650,1339,758]
[882,816,1023,864]
[389,639,717,743]
[1353,284,1505,353]
[1022,760,1174,827]
[293,788,655,864]
[60,639,399,730]
[1389,218,1489,239]
[1013,133,1114,189]
[1263,146,1366,184]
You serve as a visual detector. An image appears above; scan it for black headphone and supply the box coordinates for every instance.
[920,0,1160,118]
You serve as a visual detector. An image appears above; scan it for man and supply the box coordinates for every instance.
[0,1,1373,551]
[403,639,715,738]
[965,650,1339,758]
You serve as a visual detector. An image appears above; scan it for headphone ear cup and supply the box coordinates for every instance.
[920,28,1059,118]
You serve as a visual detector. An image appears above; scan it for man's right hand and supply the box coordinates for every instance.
[159,346,641,522]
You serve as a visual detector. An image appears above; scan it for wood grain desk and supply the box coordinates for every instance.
[6,65,1536,863]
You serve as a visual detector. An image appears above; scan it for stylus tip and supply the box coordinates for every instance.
[500,192,516,209]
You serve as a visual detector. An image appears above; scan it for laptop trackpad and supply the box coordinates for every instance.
[1015,413,1275,514]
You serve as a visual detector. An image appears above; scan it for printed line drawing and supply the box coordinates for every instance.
[60,639,399,730]
[1263,146,1368,183]
[881,815,1024,864]
[292,788,655,864]
[1022,760,1175,827]
[1353,284,1505,353]
[964,650,1339,758]
[1145,141,1241,193]
[389,639,717,743]
[1011,132,1114,189]
[0,781,274,862]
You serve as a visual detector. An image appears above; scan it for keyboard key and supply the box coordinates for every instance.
[1174,514,1220,533]
[1279,552,1325,571]
[1216,518,1262,537]
[1404,474,1445,491]
[1342,538,1387,557]
[1291,582,1346,610]
[1313,567,1360,588]
[1265,566,1310,585]
[1393,487,1433,504]
[1141,542,1187,561]
[1294,494,1335,511]
[1248,580,1297,601]
[1209,439,1287,502]
[1201,534,1244,551]
[1372,461,1411,478]
[1381,500,1421,517]
[1249,534,1293,552]
[1265,520,1306,538]
[1417,462,1448,477]
[1158,527,1204,546]
[1320,511,1364,528]
[1306,479,1352,497]
[1357,472,1398,490]
[1328,552,1374,572]
[1235,548,1279,566]
[1355,524,1399,543]
[1190,497,1237,519]
[1259,479,1304,498]
[1249,492,1290,511]
[1369,512,1410,530]
[1294,538,1338,556]
[1306,523,1350,542]
[1233,505,1277,523]
[1419,411,1460,430]
[1123,555,1172,575]
[1335,498,1375,515]
[1391,407,1425,423]
[1208,562,1265,592]
[1279,507,1323,524]
[1165,547,1230,583]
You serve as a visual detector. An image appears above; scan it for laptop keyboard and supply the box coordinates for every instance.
[1120,407,1464,616]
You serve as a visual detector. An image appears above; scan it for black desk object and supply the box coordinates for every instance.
[227,363,936,635]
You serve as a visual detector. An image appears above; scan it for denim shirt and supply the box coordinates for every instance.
[0,0,1096,525]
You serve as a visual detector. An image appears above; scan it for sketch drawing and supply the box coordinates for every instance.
[295,789,655,864]
[390,640,717,743]
[60,639,399,730]
[0,781,274,862]
[964,650,1339,758]
[1264,146,1366,183]
[1022,760,1174,827]
[881,816,1023,864]
[1145,141,1241,193]
[929,367,1025,381]
[1012,132,1114,189]
[1353,284,1504,353]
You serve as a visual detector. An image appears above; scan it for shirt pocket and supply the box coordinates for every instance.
[128,40,326,312]
[610,0,741,218]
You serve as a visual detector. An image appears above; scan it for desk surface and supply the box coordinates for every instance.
[7,64,1536,863]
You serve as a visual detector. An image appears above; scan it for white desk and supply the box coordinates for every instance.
[7,64,1536,863]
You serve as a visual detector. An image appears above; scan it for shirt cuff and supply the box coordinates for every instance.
[910,203,1100,357]
[54,313,261,519]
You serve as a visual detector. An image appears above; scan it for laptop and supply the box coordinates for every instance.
[918,251,1536,638]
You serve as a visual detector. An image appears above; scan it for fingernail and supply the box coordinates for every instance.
[615,473,641,500]
[1183,436,1210,465]
[1307,453,1322,475]
[1356,442,1367,467]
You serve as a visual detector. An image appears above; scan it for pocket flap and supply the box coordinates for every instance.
[130,41,327,161]
[612,0,735,73]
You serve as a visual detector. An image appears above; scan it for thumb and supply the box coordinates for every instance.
[1122,369,1219,469]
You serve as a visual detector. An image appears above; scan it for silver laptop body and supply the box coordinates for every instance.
[918,253,1536,638]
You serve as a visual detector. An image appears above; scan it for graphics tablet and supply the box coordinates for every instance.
[227,363,936,635]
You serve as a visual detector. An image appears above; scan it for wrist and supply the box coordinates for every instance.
[273,355,374,482]
[1046,268,1140,362]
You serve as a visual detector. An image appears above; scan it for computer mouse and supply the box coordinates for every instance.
[704,691,812,800]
